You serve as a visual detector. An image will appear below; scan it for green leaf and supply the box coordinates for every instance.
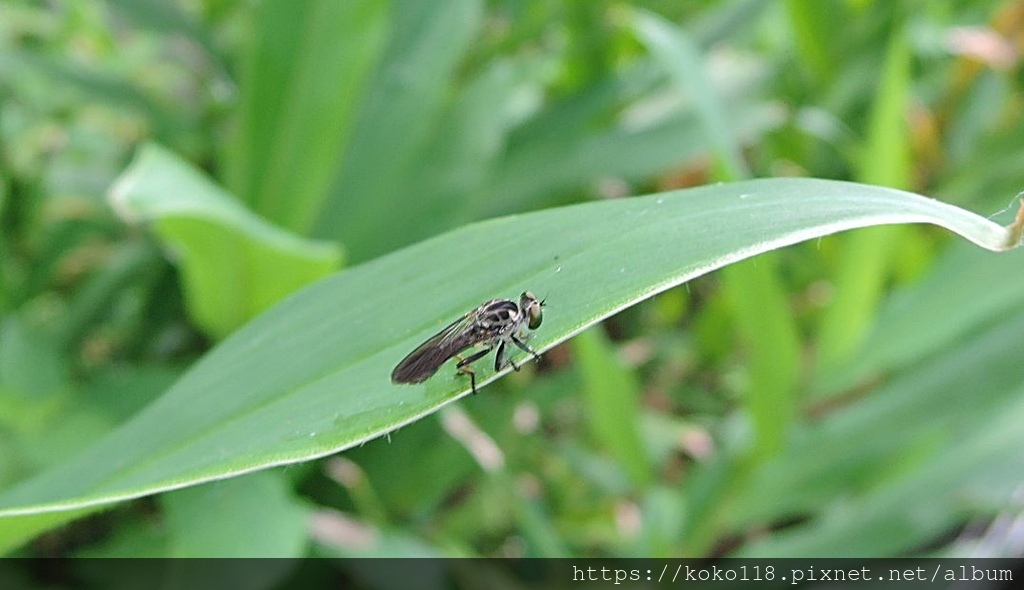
[75,516,168,558]
[0,316,68,401]
[54,242,162,350]
[162,470,309,558]
[721,253,801,457]
[730,305,1024,556]
[225,0,390,233]
[0,509,99,556]
[485,65,778,217]
[315,0,484,261]
[784,0,844,85]
[109,143,342,339]
[636,485,687,557]
[516,490,571,558]
[823,243,1024,394]
[815,27,913,376]
[631,5,801,460]
[630,7,748,180]
[0,178,1018,518]
[573,328,651,488]
[343,415,479,519]
[748,417,1024,557]
[365,57,542,255]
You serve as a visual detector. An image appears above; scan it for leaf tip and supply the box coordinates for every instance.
[1005,194,1024,249]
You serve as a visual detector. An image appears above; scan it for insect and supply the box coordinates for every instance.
[391,291,545,394]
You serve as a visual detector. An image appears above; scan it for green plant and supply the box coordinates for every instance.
[2,0,1023,565]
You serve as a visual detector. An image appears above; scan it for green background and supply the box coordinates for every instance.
[1,0,1023,571]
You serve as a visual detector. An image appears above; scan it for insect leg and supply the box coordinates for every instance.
[457,347,491,394]
[494,341,505,372]
[495,341,521,372]
[511,335,541,363]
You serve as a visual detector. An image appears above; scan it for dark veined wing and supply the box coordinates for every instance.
[391,309,487,384]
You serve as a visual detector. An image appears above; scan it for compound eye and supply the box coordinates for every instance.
[527,301,543,330]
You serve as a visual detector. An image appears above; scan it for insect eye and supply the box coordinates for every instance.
[527,302,543,329]
[520,291,544,329]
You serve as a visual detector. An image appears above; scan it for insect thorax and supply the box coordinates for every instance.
[477,300,523,334]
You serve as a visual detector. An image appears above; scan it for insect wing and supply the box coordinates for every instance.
[391,311,482,384]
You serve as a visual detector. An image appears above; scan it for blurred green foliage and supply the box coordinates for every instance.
[1,0,1023,569]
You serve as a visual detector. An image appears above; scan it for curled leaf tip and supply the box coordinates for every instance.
[1004,193,1024,250]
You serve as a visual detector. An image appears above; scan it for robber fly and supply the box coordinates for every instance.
[391,291,545,394]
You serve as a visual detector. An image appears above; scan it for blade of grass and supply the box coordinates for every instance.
[740,385,1024,557]
[731,304,1024,545]
[314,0,483,262]
[822,244,1024,394]
[629,8,748,179]
[721,253,802,457]
[815,26,913,377]
[633,8,800,458]
[784,0,844,85]
[224,0,389,233]
[572,328,651,488]
[0,178,1018,519]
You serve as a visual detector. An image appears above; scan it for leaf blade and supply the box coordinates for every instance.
[110,143,343,339]
[0,178,1017,517]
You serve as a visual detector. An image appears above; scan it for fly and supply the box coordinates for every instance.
[391,291,545,394]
